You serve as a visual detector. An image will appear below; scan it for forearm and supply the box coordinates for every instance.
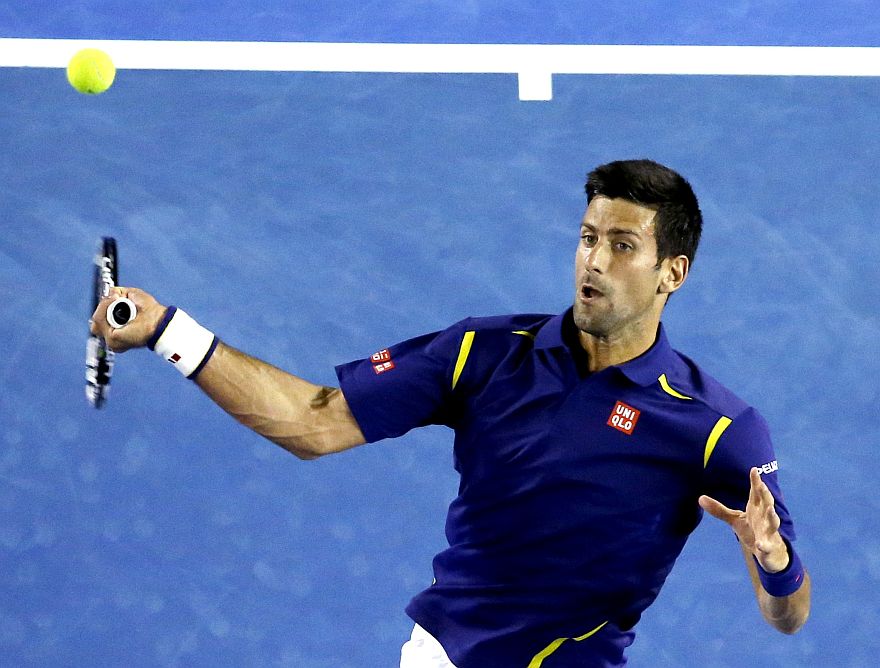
[91,291,367,458]
[742,543,811,634]
[194,341,366,459]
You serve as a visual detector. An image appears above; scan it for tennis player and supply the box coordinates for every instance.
[91,159,810,667]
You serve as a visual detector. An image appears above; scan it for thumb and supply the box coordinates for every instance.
[699,495,740,525]
[116,286,153,311]
[102,286,167,352]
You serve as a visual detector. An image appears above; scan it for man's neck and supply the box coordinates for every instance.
[577,317,661,374]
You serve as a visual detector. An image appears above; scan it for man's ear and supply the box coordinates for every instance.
[658,255,689,295]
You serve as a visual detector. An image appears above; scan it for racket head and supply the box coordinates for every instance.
[85,237,118,408]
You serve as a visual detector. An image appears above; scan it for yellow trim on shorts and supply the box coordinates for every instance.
[658,373,693,400]
[704,416,733,468]
[526,620,609,668]
[452,331,476,390]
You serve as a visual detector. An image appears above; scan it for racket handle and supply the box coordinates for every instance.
[107,297,137,329]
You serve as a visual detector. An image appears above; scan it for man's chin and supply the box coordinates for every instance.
[572,310,611,339]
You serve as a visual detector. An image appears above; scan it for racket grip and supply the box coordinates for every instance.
[107,297,137,329]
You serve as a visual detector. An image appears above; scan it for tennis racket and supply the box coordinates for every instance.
[85,237,137,408]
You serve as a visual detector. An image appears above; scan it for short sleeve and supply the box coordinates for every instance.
[702,407,796,543]
[334,323,468,443]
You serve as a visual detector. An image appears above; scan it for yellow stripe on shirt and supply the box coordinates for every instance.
[452,330,476,390]
[527,621,609,668]
[658,373,693,400]
[704,416,733,467]
[512,329,536,339]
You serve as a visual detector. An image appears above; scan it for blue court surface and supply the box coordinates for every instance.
[1,3,879,666]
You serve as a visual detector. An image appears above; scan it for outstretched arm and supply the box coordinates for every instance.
[699,467,811,634]
[90,287,366,459]
[192,342,366,459]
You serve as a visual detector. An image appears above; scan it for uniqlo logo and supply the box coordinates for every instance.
[607,401,641,435]
[373,361,395,374]
[169,353,181,364]
[371,349,395,374]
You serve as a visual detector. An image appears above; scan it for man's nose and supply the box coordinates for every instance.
[584,242,608,273]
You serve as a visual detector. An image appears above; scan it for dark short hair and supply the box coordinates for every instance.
[585,159,702,265]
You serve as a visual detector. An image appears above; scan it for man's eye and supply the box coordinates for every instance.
[581,234,596,244]
[615,242,633,251]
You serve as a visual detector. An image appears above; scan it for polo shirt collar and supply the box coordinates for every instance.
[534,311,569,350]
[614,323,676,387]
[535,308,676,387]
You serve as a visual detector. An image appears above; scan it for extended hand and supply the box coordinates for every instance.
[699,467,790,573]
[90,287,167,353]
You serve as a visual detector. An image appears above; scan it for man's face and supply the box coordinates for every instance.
[573,196,671,341]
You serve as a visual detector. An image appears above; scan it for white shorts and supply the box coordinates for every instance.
[400,624,458,668]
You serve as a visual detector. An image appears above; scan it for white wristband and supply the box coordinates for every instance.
[148,307,218,378]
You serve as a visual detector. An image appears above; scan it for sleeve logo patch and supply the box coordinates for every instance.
[371,349,395,374]
[608,401,641,435]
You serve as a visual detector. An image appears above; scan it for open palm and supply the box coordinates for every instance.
[699,467,789,573]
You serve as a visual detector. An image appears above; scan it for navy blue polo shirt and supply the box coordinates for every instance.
[335,309,797,668]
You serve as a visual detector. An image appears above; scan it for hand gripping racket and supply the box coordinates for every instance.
[85,237,137,408]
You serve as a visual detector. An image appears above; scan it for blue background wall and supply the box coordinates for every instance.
[1,3,879,666]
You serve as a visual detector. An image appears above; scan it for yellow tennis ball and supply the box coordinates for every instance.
[67,48,116,95]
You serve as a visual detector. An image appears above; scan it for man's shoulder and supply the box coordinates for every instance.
[439,313,556,387]
[666,350,754,421]
[453,312,555,334]
[450,313,555,339]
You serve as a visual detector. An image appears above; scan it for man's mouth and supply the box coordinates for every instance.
[580,284,604,301]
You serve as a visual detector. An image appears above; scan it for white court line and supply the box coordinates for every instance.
[2,38,880,100]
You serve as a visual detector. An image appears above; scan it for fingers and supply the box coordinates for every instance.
[90,292,114,336]
[749,468,782,539]
[748,467,763,511]
[116,286,151,310]
[750,466,762,486]
[749,467,779,515]
[90,293,126,352]
[749,466,769,495]
[89,286,164,353]
[703,469,775,525]
[702,469,785,561]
